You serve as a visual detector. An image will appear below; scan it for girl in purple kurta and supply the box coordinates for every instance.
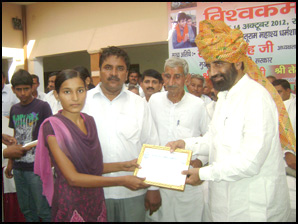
[34,69,149,222]
[40,112,106,222]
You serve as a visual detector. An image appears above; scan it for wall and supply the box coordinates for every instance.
[2,59,9,82]
[2,3,25,81]
[43,44,168,74]
[123,43,168,74]
[2,2,169,86]
[25,2,168,57]
[41,43,168,88]
[43,51,90,72]
[2,3,23,48]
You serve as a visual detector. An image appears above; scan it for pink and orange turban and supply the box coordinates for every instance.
[196,20,296,153]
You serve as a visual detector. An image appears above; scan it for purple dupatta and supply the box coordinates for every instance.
[34,112,103,206]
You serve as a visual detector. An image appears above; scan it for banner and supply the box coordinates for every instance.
[167,2,296,87]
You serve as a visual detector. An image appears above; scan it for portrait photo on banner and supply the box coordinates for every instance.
[169,10,197,50]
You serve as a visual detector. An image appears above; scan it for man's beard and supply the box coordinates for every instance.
[210,64,238,91]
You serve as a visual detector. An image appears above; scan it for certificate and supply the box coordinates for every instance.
[23,140,38,148]
[134,144,192,191]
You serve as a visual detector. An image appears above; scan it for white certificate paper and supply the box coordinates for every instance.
[23,140,38,148]
[134,144,192,191]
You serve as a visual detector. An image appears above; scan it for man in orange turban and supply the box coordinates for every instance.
[167,20,294,222]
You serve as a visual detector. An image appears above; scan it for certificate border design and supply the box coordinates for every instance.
[134,144,192,191]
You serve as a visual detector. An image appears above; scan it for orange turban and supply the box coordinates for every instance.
[196,20,296,153]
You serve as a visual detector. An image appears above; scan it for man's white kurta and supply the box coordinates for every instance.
[200,94,212,106]
[206,100,216,120]
[82,84,159,199]
[36,91,47,101]
[44,90,62,115]
[184,75,290,222]
[284,93,296,137]
[148,91,210,222]
[283,93,296,222]
[2,84,19,117]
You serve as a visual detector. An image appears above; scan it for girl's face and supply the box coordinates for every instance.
[57,77,87,115]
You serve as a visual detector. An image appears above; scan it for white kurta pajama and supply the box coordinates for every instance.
[184,74,290,222]
[148,91,210,222]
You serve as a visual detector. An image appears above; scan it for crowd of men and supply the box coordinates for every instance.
[2,19,296,222]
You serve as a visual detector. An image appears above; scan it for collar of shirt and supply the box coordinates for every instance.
[125,83,140,87]
[93,83,128,102]
[46,90,54,97]
[284,93,296,109]
[289,93,296,100]
[165,90,187,106]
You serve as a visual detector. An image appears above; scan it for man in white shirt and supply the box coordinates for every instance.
[168,20,292,222]
[186,74,212,105]
[31,74,46,101]
[125,70,145,97]
[147,57,210,222]
[272,79,296,137]
[82,46,160,222]
[271,79,296,172]
[272,78,296,222]
[44,90,62,115]
[2,72,19,117]
[44,72,62,114]
[126,70,140,86]
[46,71,57,93]
[140,69,163,102]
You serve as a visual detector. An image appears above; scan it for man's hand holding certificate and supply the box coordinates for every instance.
[134,144,192,191]
[167,140,203,186]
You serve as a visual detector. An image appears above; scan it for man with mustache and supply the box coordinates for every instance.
[82,46,160,222]
[167,20,295,221]
[272,79,296,222]
[125,70,145,97]
[140,69,163,102]
[272,79,296,138]
[44,71,62,114]
[147,57,210,222]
